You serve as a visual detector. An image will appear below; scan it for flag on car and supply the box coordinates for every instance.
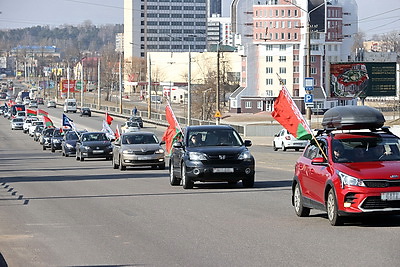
[115,125,121,140]
[62,113,76,130]
[101,120,115,140]
[271,86,312,140]
[37,109,48,116]
[26,108,37,116]
[162,104,183,154]
[105,112,113,125]
[43,116,54,127]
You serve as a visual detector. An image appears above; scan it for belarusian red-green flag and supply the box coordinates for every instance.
[43,116,54,127]
[162,104,182,154]
[37,109,48,116]
[26,108,37,116]
[271,86,312,140]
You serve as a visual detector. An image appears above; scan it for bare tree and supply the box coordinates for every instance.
[381,31,400,53]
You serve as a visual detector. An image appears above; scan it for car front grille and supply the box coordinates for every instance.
[361,196,400,210]
[133,150,155,155]
[363,180,400,188]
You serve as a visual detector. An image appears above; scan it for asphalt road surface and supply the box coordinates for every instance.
[0,106,400,266]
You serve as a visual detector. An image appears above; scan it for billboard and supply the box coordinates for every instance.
[330,62,397,98]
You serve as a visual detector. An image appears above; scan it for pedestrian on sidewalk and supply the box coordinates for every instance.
[132,106,138,116]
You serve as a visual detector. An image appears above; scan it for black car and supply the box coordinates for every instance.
[62,130,86,157]
[128,116,143,128]
[41,127,55,150]
[50,128,67,153]
[80,107,91,117]
[76,132,113,161]
[169,125,255,189]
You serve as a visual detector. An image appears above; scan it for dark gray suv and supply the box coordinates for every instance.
[169,125,255,189]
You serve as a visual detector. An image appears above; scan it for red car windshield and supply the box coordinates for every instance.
[332,136,400,163]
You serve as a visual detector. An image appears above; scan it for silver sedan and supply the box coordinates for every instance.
[112,132,165,170]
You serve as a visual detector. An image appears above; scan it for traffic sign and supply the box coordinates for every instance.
[214,111,221,118]
[304,94,313,103]
[304,77,314,91]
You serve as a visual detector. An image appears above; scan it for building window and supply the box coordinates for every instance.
[293,44,300,50]
[266,90,273,96]
[288,32,291,40]
[311,67,317,74]
[275,33,279,40]
[257,101,263,109]
[294,32,298,40]
[311,56,316,62]
[288,9,291,17]
[266,79,273,85]
[266,67,273,73]
[294,77,299,84]
[288,21,291,28]
[265,44,273,50]
[266,56,273,62]
[245,101,252,109]
[279,67,286,74]
[278,56,286,62]
[281,32,285,40]
[311,44,319,51]
[293,65,299,72]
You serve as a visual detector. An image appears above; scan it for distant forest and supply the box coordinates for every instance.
[0,21,123,54]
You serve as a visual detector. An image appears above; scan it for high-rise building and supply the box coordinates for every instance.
[208,0,222,17]
[230,0,358,113]
[124,0,208,60]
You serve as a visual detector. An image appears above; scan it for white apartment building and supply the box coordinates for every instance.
[123,0,208,61]
[230,0,358,113]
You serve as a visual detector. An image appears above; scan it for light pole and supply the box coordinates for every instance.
[119,52,123,114]
[147,54,152,119]
[286,0,325,127]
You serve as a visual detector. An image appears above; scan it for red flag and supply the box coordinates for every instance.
[37,109,48,116]
[115,125,120,140]
[26,108,37,116]
[43,116,54,127]
[105,112,113,125]
[16,106,23,111]
[271,86,312,140]
[162,104,182,154]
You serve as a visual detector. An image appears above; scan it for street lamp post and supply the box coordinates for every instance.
[119,52,123,114]
[286,0,325,127]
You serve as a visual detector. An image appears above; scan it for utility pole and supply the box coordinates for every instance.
[119,52,123,114]
[147,54,152,119]
[187,45,192,126]
[97,58,101,110]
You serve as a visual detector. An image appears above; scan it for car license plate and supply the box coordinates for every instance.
[93,150,104,154]
[381,192,400,201]
[213,168,234,173]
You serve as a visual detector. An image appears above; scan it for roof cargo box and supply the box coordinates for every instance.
[322,106,385,130]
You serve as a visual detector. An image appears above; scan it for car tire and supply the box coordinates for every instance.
[169,161,180,186]
[182,164,193,189]
[242,174,254,188]
[293,183,310,217]
[51,147,55,153]
[327,188,343,226]
[273,142,278,151]
[80,154,84,161]
[113,156,118,169]
[119,158,126,171]
[43,146,46,150]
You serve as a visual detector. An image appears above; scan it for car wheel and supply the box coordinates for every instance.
[119,158,126,171]
[273,142,278,151]
[112,156,119,169]
[295,148,300,151]
[181,164,193,189]
[242,174,254,188]
[327,189,343,226]
[80,154,84,161]
[169,161,180,186]
[51,147,55,153]
[293,183,310,217]
[43,146,46,151]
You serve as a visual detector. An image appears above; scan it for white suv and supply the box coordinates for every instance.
[23,117,38,134]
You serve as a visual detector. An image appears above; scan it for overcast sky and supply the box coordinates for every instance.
[0,0,399,38]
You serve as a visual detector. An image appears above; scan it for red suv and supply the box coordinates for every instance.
[292,106,400,225]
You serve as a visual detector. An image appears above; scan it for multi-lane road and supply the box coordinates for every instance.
[0,105,399,266]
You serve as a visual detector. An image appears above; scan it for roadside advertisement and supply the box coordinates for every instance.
[330,62,397,98]
[60,79,78,93]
